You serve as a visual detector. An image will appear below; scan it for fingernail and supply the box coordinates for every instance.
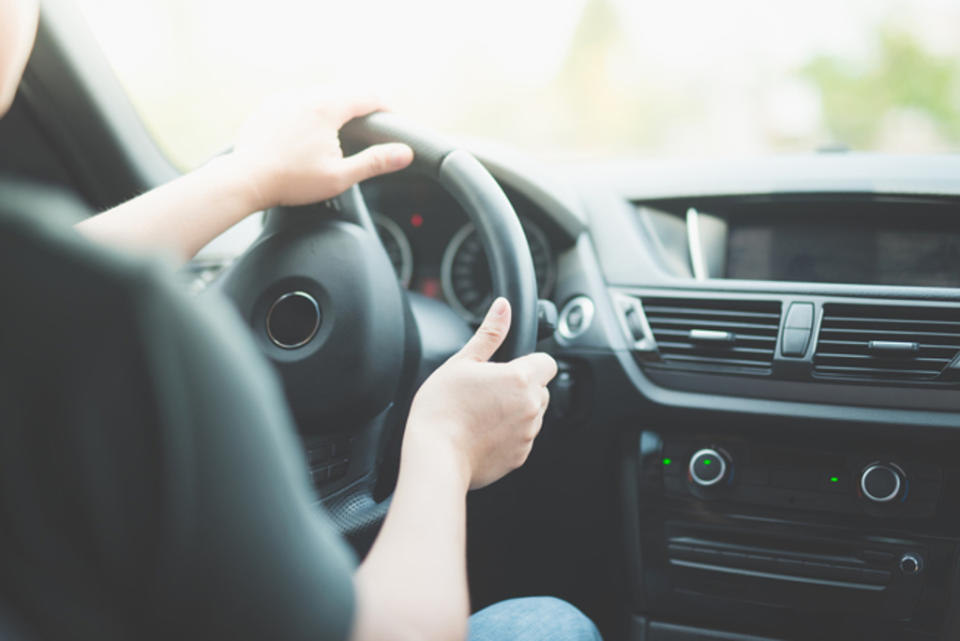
[491,297,508,317]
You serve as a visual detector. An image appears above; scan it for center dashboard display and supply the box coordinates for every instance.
[725,212,960,288]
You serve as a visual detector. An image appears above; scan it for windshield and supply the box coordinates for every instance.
[72,0,960,169]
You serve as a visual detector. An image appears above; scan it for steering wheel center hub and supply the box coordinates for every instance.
[219,209,406,430]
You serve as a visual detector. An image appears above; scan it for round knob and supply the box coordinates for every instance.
[266,291,322,349]
[899,553,923,576]
[860,463,903,503]
[689,449,729,487]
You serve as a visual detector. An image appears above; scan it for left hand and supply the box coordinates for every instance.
[229,88,414,210]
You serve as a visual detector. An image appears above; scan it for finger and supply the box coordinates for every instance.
[456,297,511,362]
[512,352,558,386]
[338,143,414,185]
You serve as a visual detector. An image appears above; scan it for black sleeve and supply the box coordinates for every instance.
[133,268,358,641]
[0,205,355,641]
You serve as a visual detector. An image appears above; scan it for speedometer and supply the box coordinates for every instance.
[373,213,413,288]
[441,219,555,323]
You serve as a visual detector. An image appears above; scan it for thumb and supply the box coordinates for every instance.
[338,143,413,185]
[456,297,511,362]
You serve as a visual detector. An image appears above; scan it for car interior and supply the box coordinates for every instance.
[3,2,960,641]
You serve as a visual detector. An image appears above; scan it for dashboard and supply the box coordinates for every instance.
[180,153,960,641]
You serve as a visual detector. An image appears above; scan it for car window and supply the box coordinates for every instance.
[72,0,960,168]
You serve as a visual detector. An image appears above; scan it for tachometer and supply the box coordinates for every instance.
[373,213,414,288]
[441,219,555,323]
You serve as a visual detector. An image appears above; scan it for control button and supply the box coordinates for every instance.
[899,553,923,577]
[785,302,815,329]
[567,307,584,332]
[558,296,595,340]
[267,291,322,349]
[781,327,812,357]
[689,448,729,487]
[860,463,904,503]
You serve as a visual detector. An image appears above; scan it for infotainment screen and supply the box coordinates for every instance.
[725,212,960,287]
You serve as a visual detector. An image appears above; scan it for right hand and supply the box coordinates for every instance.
[403,298,558,490]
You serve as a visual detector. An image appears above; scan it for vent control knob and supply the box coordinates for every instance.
[899,553,923,577]
[860,463,904,503]
[689,448,729,487]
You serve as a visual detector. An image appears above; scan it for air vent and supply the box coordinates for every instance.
[643,298,782,374]
[814,304,960,383]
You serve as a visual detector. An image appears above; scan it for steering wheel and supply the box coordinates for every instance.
[215,112,539,550]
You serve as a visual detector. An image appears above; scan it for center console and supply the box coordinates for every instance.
[623,426,960,641]
[590,191,960,639]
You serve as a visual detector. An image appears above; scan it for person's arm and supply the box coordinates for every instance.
[352,298,557,641]
[75,90,413,262]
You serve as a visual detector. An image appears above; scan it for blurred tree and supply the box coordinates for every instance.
[550,0,654,151]
[803,27,960,150]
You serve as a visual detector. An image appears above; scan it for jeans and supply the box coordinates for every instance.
[468,597,603,641]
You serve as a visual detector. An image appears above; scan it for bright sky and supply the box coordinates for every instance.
[70,0,960,167]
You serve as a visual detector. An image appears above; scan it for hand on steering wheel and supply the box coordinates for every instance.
[229,89,414,210]
[405,297,557,490]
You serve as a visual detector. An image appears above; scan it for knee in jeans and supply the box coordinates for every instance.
[469,596,601,641]
[533,597,599,640]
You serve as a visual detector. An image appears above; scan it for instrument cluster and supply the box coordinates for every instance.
[365,173,559,323]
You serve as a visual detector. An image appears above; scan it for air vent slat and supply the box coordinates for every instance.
[815,353,949,365]
[651,328,776,344]
[656,342,773,357]
[641,297,782,375]
[821,316,960,332]
[655,353,776,368]
[818,339,960,350]
[820,327,960,344]
[814,365,944,379]
[643,305,781,322]
[817,341,959,358]
[814,303,960,385]
[648,318,779,333]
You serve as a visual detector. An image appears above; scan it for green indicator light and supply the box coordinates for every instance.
[662,458,672,466]
[830,476,839,483]
[703,459,712,466]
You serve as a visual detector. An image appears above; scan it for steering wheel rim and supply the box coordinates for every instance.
[340,112,539,361]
